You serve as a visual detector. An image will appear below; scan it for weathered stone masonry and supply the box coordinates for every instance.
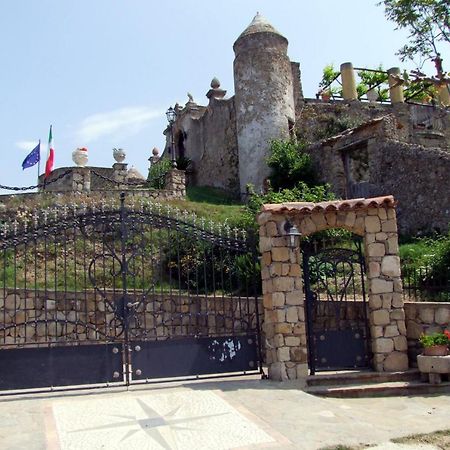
[258,196,409,381]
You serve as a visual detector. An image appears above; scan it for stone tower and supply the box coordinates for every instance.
[233,13,295,195]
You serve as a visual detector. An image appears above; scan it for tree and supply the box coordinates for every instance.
[380,0,449,69]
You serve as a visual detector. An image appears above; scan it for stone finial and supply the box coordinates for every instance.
[152,147,160,156]
[72,147,88,167]
[187,92,195,103]
[211,77,220,89]
[113,147,126,163]
[206,76,227,101]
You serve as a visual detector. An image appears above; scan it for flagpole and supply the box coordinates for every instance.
[37,139,41,189]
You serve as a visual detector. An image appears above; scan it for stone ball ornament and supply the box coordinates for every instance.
[113,147,126,163]
[72,147,88,167]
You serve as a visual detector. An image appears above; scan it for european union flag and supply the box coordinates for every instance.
[22,142,40,170]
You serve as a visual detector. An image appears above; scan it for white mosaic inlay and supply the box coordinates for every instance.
[53,390,275,450]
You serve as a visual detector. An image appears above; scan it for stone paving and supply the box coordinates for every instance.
[0,377,448,450]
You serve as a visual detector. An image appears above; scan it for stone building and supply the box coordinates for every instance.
[164,13,450,233]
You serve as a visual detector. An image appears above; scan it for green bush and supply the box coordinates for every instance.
[400,231,450,301]
[175,156,192,171]
[267,139,318,190]
[163,233,258,295]
[147,158,172,189]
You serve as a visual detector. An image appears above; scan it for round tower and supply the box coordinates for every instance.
[233,13,295,195]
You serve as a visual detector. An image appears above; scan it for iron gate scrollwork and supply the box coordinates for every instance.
[303,239,371,374]
[0,193,262,392]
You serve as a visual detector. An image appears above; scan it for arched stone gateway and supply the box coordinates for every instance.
[258,196,408,381]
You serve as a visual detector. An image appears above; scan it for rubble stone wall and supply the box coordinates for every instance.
[404,302,450,366]
[0,289,261,346]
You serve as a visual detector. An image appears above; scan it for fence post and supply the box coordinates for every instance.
[387,67,404,104]
[165,169,186,198]
[340,62,358,100]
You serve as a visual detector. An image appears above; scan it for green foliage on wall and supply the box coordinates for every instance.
[266,139,318,190]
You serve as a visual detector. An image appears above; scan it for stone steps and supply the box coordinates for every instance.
[306,369,419,386]
[305,369,450,397]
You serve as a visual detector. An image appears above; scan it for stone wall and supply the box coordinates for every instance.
[305,114,450,234]
[0,289,261,346]
[296,99,449,147]
[170,98,240,195]
[0,168,187,213]
[369,141,450,233]
[404,301,450,366]
[38,166,117,192]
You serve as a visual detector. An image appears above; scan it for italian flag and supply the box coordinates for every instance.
[45,125,54,179]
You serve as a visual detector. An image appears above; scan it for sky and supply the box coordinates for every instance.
[0,0,447,193]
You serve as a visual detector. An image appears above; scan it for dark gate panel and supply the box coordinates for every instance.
[130,335,258,380]
[303,240,370,374]
[0,192,262,392]
[0,344,123,390]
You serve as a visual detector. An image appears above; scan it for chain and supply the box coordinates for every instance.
[91,169,166,187]
[0,169,73,192]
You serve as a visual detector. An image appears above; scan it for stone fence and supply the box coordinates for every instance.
[405,302,450,365]
[1,287,448,371]
[0,288,260,347]
[0,169,186,212]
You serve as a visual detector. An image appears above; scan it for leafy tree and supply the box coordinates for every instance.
[379,0,449,68]
[266,139,318,191]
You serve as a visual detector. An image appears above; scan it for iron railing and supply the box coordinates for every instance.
[401,262,449,302]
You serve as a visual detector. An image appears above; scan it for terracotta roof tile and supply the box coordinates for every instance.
[261,196,396,215]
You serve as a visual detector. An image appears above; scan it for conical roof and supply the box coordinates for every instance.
[236,13,284,41]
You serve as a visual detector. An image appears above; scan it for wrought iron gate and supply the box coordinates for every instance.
[303,239,370,374]
[0,193,261,392]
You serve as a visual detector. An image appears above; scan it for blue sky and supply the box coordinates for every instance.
[0,0,447,192]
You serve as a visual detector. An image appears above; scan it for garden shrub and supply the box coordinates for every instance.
[266,139,318,190]
[147,158,172,189]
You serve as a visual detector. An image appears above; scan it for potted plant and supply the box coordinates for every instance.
[318,64,340,101]
[419,330,450,356]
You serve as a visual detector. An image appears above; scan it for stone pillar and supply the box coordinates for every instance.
[364,207,408,372]
[438,83,450,107]
[258,213,308,381]
[387,67,404,104]
[72,167,90,193]
[113,163,128,187]
[340,62,357,101]
[165,169,186,198]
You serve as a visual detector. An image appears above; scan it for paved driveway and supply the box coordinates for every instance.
[0,377,448,449]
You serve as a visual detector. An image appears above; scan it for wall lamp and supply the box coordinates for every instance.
[284,220,302,248]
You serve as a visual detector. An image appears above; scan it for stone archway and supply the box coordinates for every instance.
[258,196,408,381]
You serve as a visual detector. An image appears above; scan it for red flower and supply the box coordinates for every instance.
[444,330,450,340]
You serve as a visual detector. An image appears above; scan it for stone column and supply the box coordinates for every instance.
[165,169,186,198]
[71,167,90,193]
[438,83,450,107]
[340,62,357,101]
[364,207,408,371]
[387,67,404,104]
[113,163,128,188]
[258,213,308,381]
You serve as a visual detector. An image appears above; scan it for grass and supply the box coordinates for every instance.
[167,186,247,227]
[391,429,450,449]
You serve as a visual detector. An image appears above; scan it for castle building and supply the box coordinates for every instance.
[164,13,450,233]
